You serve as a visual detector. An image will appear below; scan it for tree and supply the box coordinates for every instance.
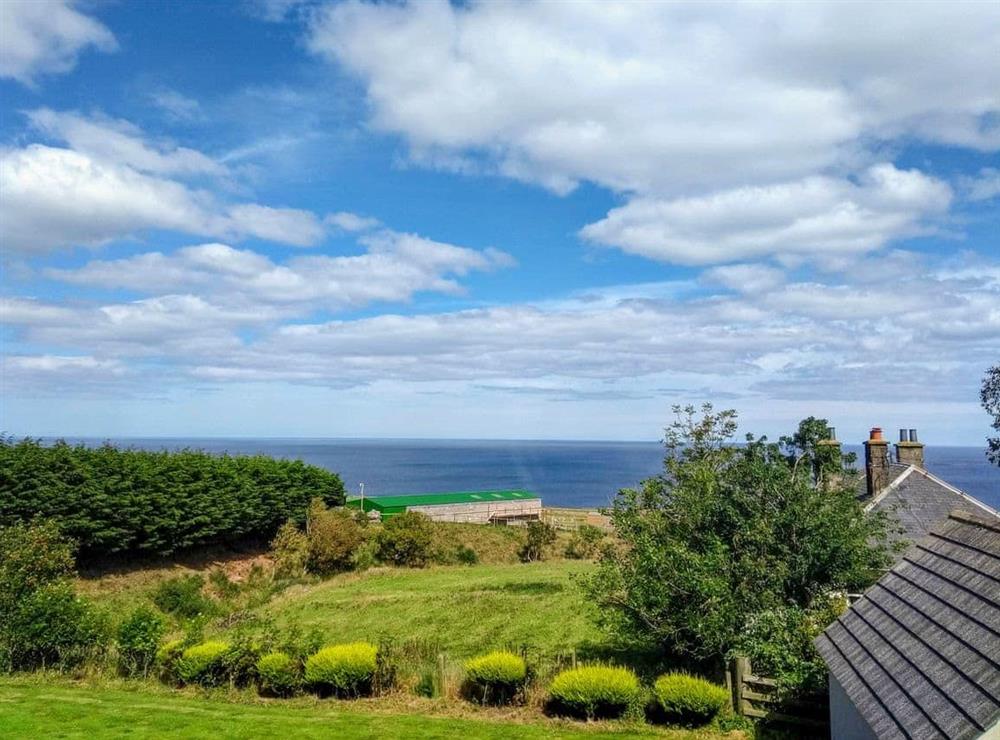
[584,405,894,678]
[982,365,1000,466]
[780,416,857,485]
[519,520,557,562]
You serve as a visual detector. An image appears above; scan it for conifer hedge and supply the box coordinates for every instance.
[0,437,345,557]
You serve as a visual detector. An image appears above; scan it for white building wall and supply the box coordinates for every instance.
[406,499,542,523]
[829,674,878,740]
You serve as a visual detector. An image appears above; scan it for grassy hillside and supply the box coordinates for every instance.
[258,561,602,659]
[0,679,728,739]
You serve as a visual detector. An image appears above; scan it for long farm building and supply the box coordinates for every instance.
[346,489,542,524]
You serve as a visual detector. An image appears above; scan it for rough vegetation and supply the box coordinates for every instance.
[652,673,729,727]
[548,665,643,720]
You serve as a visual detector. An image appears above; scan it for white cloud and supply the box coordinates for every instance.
[310,0,1000,198]
[580,165,952,265]
[27,108,225,177]
[702,265,786,295]
[44,232,514,310]
[0,0,116,84]
[959,168,1000,202]
[0,144,327,252]
[326,211,381,233]
[148,89,203,121]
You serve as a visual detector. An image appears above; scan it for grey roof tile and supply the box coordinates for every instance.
[816,510,1000,740]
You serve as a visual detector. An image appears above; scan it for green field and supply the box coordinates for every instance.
[258,561,603,659]
[0,679,719,739]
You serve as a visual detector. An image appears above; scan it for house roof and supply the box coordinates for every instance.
[857,464,998,551]
[815,510,1000,740]
[345,489,540,513]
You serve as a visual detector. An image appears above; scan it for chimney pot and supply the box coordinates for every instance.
[869,427,884,441]
[909,429,918,442]
[894,427,925,468]
[828,427,836,441]
[899,428,907,442]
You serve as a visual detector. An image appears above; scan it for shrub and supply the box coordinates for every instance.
[208,569,239,599]
[564,524,605,560]
[176,641,230,686]
[305,642,378,697]
[652,673,729,726]
[548,665,642,720]
[156,638,186,682]
[117,605,167,677]
[0,437,346,557]
[257,651,301,697]
[454,544,479,565]
[351,538,379,571]
[3,582,107,671]
[464,650,527,704]
[153,574,215,619]
[307,500,364,575]
[375,512,434,568]
[519,520,556,562]
[221,633,263,688]
[0,521,106,672]
[271,521,309,578]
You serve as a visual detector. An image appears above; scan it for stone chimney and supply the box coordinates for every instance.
[895,428,925,468]
[864,427,891,498]
[816,426,843,487]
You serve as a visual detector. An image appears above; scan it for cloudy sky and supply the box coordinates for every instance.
[1,0,998,443]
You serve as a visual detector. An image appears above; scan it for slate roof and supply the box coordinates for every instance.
[858,465,998,553]
[816,510,1000,740]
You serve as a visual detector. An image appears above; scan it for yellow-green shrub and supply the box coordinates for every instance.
[653,672,729,726]
[464,650,528,704]
[548,665,641,719]
[176,641,230,686]
[256,651,301,697]
[155,638,186,683]
[304,642,378,697]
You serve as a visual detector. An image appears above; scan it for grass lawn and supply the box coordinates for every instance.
[259,560,603,659]
[0,679,732,739]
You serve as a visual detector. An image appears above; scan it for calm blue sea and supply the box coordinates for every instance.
[58,438,1000,511]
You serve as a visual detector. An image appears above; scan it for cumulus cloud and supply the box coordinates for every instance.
[580,165,952,265]
[0,0,116,84]
[310,0,1000,197]
[959,168,1000,202]
[45,233,514,309]
[0,144,325,252]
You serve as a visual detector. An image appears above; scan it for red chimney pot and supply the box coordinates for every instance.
[869,427,883,441]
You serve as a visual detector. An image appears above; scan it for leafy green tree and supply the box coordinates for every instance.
[584,405,893,672]
[519,520,557,562]
[780,416,857,485]
[983,365,1000,466]
[375,512,435,567]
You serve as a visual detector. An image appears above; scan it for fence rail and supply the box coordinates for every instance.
[727,656,829,734]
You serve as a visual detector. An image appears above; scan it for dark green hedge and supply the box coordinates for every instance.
[0,437,344,557]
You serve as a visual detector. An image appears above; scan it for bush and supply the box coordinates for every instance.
[652,673,729,726]
[3,582,107,671]
[375,512,434,568]
[455,544,479,565]
[564,524,604,560]
[117,606,167,677]
[0,520,106,672]
[0,437,346,557]
[305,642,378,697]
[464,650,527,704]
[271,521,309,578]
[519,520,556,562]
[156,638,186,682]
[153,575,215,619]
[307,500,364,575]
[548,665,642,720]
[257,651,302,697]
[176,641,230,686]
[221,633,263,688]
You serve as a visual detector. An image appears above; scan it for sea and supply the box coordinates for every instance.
[57,438,1000,511]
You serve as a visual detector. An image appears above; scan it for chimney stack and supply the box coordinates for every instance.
[816,426,842,486]
[895,428,925,468]
[864,427,891,497]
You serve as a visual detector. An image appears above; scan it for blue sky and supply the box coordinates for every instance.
[1,0,998,445]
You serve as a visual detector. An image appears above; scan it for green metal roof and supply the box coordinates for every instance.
[346,489,539,514]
